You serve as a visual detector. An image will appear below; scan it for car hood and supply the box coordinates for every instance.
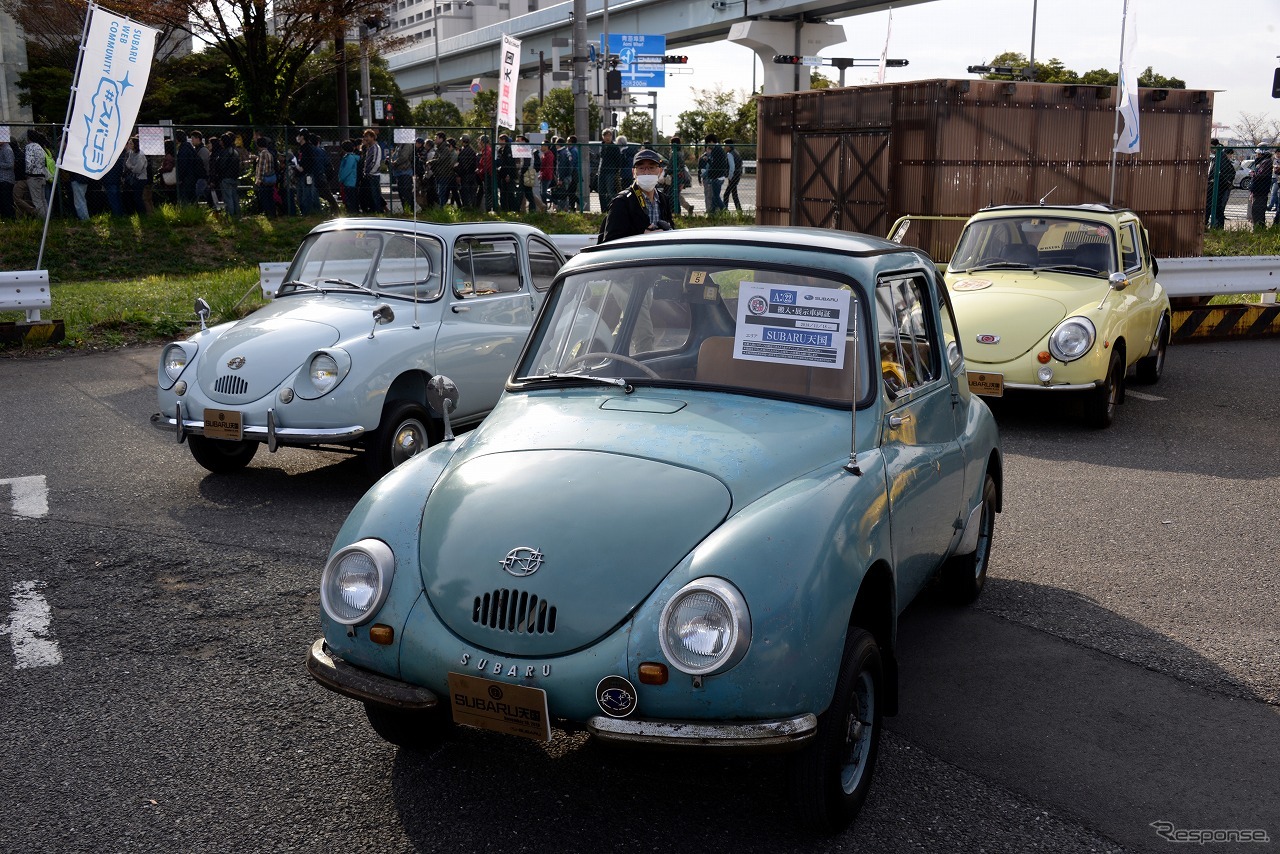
[948,274,1106,363]
[195,296,369,403]
[419,390,849,656]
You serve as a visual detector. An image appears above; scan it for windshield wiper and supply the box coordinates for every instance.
[965,261,1032,272]
[540,372,633,391]
[1039,264,1105,276]
[277,279,322,294]
[322,277,379,295]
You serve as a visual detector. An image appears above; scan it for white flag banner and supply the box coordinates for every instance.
[497,33,521,130]
[877,9,893,85]
[1114,0,1139,154]
[60,4,159,178]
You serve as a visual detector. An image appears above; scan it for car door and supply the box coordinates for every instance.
[877,272,968,606]
[434,234,536,421]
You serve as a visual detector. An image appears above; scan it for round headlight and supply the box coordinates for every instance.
[659,578,750,676]
[1048,316,1096,363]
[309,353,340,395]
[320,539,395,626]
[163,344,189,381]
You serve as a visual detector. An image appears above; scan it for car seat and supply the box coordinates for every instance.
[1073,243,1113,273]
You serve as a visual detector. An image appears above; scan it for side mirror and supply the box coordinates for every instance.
[194,297,211,332]
[368,303,395,338]
[427,375,460,441]
[1108,272,1130,291]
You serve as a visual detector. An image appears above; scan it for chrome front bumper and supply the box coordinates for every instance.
[307,639,440,710]
[1001,381,1102,392]
[588,712,817,752]
[150,407,366,448]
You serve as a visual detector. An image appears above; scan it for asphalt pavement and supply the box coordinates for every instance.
[0,339,1276,853]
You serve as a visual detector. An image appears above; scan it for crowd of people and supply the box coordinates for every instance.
[1206,139,1278,231]
[0,125,755,222]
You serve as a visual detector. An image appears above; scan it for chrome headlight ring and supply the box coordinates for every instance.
[1048,316,1096,363]
[320,539,395,626]
[159,342,198,389]
[659,578,751,676]
[294,348,352,400]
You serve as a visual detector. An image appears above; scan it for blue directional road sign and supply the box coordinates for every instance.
[604,33,666,89]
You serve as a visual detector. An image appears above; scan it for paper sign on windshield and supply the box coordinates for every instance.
[734,283,850,368]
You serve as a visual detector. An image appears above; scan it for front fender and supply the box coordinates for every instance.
[624,452,893,720]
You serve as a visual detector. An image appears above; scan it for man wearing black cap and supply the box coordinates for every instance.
[600,148,675,243]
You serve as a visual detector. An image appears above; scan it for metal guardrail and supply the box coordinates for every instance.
[1156,256,1279,300]
[0,270,51,321]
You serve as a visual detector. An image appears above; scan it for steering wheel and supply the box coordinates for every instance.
[560,352,660,379]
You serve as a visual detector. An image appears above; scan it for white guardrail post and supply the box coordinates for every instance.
[0,270,51,322]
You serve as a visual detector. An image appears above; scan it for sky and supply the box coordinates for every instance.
[653,0,1280,138]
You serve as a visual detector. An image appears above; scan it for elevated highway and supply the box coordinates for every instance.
[387,0,933,104]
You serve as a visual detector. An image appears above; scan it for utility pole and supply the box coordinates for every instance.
[336,1,349,139]
[573,0,589,208]
[360,23,373,128]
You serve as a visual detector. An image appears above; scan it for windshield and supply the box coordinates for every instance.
[515,263,872,405]
[282,230,445,298]
[949,216,1116,276]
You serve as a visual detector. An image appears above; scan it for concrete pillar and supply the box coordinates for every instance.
[728,19,847,96]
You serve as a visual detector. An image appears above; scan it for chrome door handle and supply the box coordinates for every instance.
[452,305,470,313]
[888,413,912,429]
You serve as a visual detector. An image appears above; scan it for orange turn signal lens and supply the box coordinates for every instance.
[638,662,668,684]
[1037,351,1052,364]
[369,624,394,645]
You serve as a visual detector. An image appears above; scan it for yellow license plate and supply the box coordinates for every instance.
[967,372,1004,397]
[447,672,552,742]
[203,408,244,440]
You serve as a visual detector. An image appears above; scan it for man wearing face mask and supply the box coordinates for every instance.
[599,148,675,243]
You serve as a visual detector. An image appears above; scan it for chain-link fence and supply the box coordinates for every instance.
[1207,142,1277,230]
[2,122,759,221]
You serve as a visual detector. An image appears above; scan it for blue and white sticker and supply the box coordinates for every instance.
[733,282,851,369]
[595,675,638,718]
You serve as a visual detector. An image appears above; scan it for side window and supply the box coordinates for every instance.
[373,235,438,296]
[527,237,563,293]
[875,275,939,398]
[1120,223,1141,272]
[453,237,523,297]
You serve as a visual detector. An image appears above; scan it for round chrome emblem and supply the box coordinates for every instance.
[596,675,638,718]
[227,356,246,370]
[976,334,1001,345]
[500,546,544,577]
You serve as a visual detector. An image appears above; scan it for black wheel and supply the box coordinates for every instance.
[1134,317,1169,385]
[367,401,435,476]
[1086,352,1124,429]
[941,474,997,604]
[364,703,450,752]
[187,435,258,473]
[789,628,883,835]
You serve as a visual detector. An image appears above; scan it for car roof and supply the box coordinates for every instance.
[578,225,917,257]
[307,218,551,238]
[973,203,1135,216]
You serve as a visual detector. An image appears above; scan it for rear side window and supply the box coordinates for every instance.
[876,275,940,397]
[453,237,523,297]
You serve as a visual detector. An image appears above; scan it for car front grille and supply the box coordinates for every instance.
[473,589,557,634]
[213,375,249,395]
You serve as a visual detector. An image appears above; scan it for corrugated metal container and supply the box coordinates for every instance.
[757,79,1214,258]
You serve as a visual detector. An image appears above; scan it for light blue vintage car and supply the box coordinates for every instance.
[150,219,565,474]
[306,227,1002,832]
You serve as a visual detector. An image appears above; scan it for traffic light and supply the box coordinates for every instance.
[607,68,622,100]
[1273,68,1280,98]
[773,55,804,64]
[663,55,688,64]
[384,102,395,123]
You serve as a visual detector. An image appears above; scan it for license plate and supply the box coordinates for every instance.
[967,372,1004,397]
[203,408,243,440]
[447,672,552,742]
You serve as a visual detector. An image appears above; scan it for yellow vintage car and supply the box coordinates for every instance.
[942,204,1171,428]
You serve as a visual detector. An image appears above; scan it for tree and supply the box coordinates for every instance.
[21,0,398,126]
[521,96,541,131]
[415,98,465,129]
[619,111,653,144]
[465,90,499,130]
[14,66,71,123]
[137,50,246,127]
[289,45,406,130]
[979,51,1184,89]
[675,86,749,143]
[1232,113,1280,147]
[810,71,834,90]
[538,87,600,138]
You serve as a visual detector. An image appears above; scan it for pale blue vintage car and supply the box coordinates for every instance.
[306,227,1002,832]
[151,219,565,474]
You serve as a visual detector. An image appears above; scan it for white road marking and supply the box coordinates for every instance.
[2,581,63,669]
[0,475,49,518]
[1125,390,1165,402]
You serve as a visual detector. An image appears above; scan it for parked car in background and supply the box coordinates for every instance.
[943,204,1171,427]
[151,219,565,474]
[306,226,1002,833]
[1237,159,1255,189]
